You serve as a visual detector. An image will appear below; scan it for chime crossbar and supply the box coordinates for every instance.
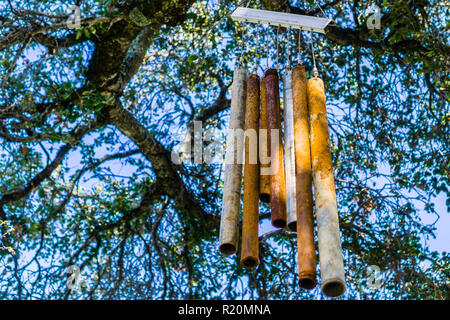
[231,7,332,34]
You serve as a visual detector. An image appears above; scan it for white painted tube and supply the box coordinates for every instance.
[219,66,248,256]
[283,71,297,232]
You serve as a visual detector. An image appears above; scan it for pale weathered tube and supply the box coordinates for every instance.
[265,69,286,228]
[282,71,297,232]
[307,76,346,298]
[259,75,271,203]
[292,65,317,290]
[219,66,247,256]
[240,74,260,269]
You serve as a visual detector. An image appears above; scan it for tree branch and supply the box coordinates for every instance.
[106,101,218,229]
[0,118,103,211]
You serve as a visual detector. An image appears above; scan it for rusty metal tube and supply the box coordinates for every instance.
[282,70,297,232]
[264,69,286,229]
[259,75,271,203]
[307,76,346,298]
[292,65,317,290]
[240,74,260,269]
[219,66,247,256]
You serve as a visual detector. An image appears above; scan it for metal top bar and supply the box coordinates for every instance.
[231,7,332,34]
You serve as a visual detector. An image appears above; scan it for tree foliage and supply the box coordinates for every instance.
[0,0,448,299]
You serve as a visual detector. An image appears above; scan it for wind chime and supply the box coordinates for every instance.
[218,6,346,298]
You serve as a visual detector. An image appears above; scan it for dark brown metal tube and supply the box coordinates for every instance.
[264,69,286,229]
[292,65,317,290]
[240,74,260,269]
[259,75,271,203]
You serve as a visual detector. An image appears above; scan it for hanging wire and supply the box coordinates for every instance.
[265,25,270,69]
[252,23,261,74]
[276,25,280,71]
[298,29,303,65]
[310,31,318,77]
[312,0,330,19]
[241,0,254,9]
[316,2,328,18]
[258,22,265,73]
[286,28,291,71]
[237,25,246,66]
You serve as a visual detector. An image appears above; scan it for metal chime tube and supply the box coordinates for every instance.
[265,69,286,228]
[259,75,271,203]
[292,65,317,290]
[283,70,297,232]
[307,76,346,298]
[240,74,260,269]
[219,66,248,256]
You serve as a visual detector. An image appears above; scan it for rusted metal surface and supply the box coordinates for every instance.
[307,76,346,298]
[292,65,317,290]
[240,74,260,269]
[219,66,247,256]
[259,75,271,203]
[264,68,286,228]
[282,70,297,232]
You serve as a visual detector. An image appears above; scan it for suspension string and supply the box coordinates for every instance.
[286,28,291,71]
[313,0,329,19]
[310,32,318,77]
[298,29,303,65]
[276,25,280,71]
[259,23,265,73]
[237,26,245,66]
[266,25,270,69]
[252,24,261,74]
[317,2,327,18]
